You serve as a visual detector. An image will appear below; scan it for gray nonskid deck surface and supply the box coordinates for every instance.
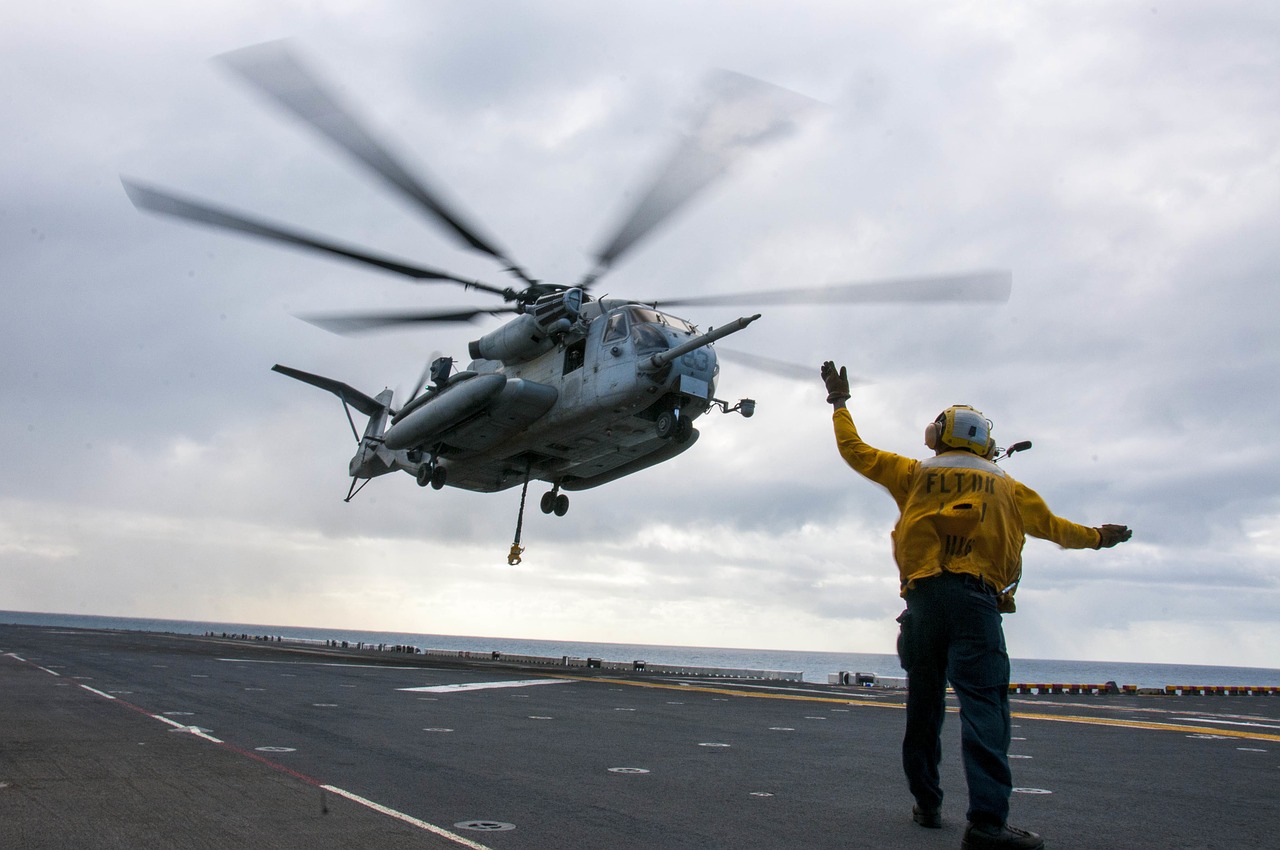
[2,625,1277,849]
[0,644,473,849]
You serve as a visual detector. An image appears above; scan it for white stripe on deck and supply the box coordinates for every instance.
[320,785,496,850]
[398,678,574,694]
[1184,717,1280,730]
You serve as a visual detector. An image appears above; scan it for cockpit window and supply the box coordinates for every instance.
[661,312,696,334]
[625,306,696,334]
[603,310,629,343]
[631,322,669,355]
[627,307,662,326]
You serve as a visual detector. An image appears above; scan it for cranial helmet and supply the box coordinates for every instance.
[925,405,995,457]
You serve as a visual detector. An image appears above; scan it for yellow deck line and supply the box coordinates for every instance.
[554,674,898,708]
[1010,711,1280,742]
[554,675,1280,742]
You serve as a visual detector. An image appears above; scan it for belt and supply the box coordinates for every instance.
[921,569,996,596]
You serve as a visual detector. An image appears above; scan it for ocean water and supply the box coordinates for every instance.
[3,609,1278,689]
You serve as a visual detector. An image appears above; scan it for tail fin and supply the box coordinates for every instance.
[272,364,385,423]
[272,364,401,489]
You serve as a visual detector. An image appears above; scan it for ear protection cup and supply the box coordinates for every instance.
[924,421,941,450]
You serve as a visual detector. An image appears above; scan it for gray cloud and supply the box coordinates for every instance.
[2,1,1278,667]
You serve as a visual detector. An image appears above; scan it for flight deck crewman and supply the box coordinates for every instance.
[819,361,1131,850]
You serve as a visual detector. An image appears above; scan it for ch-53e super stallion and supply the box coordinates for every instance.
[123,42,1010,561]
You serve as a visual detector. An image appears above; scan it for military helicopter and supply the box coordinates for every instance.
[122,42,1010,562]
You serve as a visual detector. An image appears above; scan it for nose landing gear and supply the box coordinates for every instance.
[655,407,694,444]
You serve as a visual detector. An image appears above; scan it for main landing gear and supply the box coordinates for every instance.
[540,483,569,517]
[414,452,447,490]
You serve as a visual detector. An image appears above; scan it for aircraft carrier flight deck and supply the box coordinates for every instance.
[2,624,1277,849]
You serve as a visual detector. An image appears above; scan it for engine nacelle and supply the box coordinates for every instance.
[468,288,584,365]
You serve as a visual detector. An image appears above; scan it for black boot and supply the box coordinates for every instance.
[912,804,942,828]
[961,822,1044,850]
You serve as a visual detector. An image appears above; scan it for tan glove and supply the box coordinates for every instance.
[820,361,850,405]
[1095,524,1132,549]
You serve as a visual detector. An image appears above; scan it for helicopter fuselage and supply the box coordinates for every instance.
[335,297,753,502]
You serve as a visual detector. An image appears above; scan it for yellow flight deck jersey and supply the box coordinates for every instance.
[833,408,1100,609]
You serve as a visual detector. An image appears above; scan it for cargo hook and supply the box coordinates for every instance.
[508,461,532,565]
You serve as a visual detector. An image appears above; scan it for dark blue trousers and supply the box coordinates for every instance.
[897,571,1012,828]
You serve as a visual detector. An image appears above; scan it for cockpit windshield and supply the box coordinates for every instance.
[626,306,695,334]
[602,305,698,349]
[631,322,669,355]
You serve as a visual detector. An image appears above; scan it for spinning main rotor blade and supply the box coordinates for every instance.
[581,70,821,289]
[121,178,513,298]
[649,270,1012,309]
[218,41,533,284]
[716,348,872,385]
[714,347,871,384]
[300,306,518,334]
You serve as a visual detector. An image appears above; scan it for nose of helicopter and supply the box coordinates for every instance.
[668,339,718,404]
[677,342,717,380]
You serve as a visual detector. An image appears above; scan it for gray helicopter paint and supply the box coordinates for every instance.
[383,373,507,450]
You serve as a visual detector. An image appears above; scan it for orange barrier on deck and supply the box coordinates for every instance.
[1010,683,1115,695]
[1162,685,1280,696]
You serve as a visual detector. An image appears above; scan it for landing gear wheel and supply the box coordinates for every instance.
[416,465,432,487]
[553,493,569,517]
[540,492,556,514]
[430,465,447,490]
[655,410,677,440]
[674,416,694,444]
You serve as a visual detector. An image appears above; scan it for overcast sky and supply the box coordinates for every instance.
[4,1,1278,670]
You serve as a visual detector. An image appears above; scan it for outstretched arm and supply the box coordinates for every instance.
[822,361,913,499]
[1017,482,1133,550]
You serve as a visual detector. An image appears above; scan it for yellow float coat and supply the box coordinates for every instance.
[833,408,1100,607]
